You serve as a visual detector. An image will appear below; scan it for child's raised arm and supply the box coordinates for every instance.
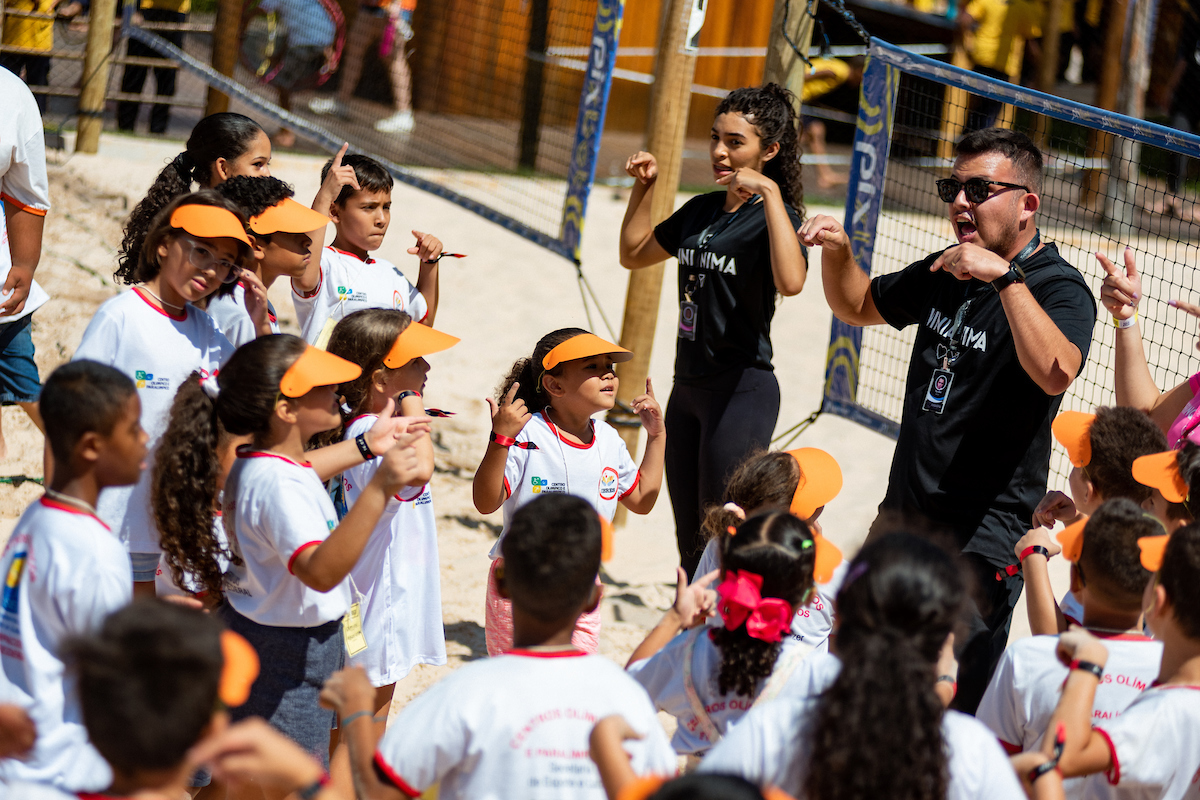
[1014,527,1065,635]
[308,404,430,482]
[588,715,645,800]
[297,143,359,295]
[620,378,665,515]
[408,231,443,326]
[473,383,531,514]
[1043,628,1114,778]
[625,566,718,667]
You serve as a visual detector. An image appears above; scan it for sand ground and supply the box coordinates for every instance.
[0,132,1068,713]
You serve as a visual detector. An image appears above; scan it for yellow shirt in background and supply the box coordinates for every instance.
[966,0,1041,78]
[140,0,191,14]
[2,0,54,51]
[802,58,852,103]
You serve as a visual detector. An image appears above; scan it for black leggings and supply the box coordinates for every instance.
[665,368,780,578]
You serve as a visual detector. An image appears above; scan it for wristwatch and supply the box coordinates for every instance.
[991,263,1027,293]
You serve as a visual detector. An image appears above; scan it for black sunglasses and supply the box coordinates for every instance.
[935,177,1029,204]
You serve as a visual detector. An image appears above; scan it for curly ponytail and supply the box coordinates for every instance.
[709,511,815,697]
[117,113,266,284]
[701,450,799,547]
[803,533,963,800]
[715,83,805,219]
[495,327,589,415]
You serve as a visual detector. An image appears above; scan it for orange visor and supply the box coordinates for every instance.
[1057,517,1087,562]
[1133,450,1189,504]
[279,344,362,398]
[813,534,843,585]
[599,514,614,562]
[787,448,843,519]
[1052,411,1094,468]
[249,198,331,236]
[541,333,632,371]
[1137,533,1170,572]
[219,630,260,707]
[383,322,461,368]
[170,204,252,247]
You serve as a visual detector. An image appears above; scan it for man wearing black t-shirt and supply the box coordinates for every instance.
[799,128,1096,714]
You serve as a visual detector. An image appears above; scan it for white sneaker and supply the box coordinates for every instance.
[374,110,415,134]
[309,97,348,117]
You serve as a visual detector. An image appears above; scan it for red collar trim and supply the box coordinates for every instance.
[329,245,374,265]
[132,286,187,321]
[1087,629,1154,642]
[1148,682,1200,691]
[39,497,111,530]
[506,648,588,659]
[235,446,313,469]
[543,414,596,450]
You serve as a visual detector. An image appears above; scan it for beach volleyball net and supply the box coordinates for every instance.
[817,38,1200,484]
[122,0,624,263]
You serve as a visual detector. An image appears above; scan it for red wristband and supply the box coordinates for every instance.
[1068,659,1105,680]
[1020,545,1050,562]
[490,431,516,447]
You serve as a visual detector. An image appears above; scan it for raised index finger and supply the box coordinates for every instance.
[504,382,520,405]
[1123,246,1139,281]
[1171,299,1200,319]
[333,141,348,168]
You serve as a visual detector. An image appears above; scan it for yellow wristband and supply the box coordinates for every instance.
[1113,312,1138,329]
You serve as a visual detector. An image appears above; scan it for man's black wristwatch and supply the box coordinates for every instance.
[991,263,1027,293]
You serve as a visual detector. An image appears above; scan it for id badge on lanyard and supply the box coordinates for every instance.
[678,199,754,341]
[679,274,699,341]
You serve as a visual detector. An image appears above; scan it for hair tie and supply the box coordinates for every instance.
[172,151,195,183]
[723,501,746,520]
[715,570,792,643]
[199,369,220,400]
[726,525,738,537]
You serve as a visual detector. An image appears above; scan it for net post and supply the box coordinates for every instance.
[937,35,970,162]
[764,0,819,105]
[1081,0,1130,207]
[205,0,241,116]
[76,0,121,154]
[609,0,699,524]
[518,0,551,170]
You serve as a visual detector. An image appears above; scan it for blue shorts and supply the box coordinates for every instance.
[0,316,40,405]
[131,551,160,582]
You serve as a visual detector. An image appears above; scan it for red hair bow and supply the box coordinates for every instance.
[716,570,792,643]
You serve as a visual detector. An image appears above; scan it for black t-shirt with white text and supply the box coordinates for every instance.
[870,242,1096,567]
[654,192,805,384]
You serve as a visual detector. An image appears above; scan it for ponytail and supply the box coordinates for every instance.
[495,327,589,416]
[803,533,963,800]
[715,83,805,219]
[701,450,799,548]
[117,113,266,284]
[710,511,815,697]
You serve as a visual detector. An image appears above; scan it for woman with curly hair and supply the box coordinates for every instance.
[618,83,809,578]
[698,533,1027,800]
[116,113,272,286]
[625,510,817,759]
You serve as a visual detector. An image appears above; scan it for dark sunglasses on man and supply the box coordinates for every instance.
[935,177,1029,204]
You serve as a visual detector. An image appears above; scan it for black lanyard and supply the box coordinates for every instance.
[937,231,1040,368]
[696,195,759,250]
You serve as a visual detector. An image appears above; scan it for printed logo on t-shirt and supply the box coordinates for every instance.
[2,551,26,614]
[392,290,406,310]
[530,477,565,494]
[598,467,619,500]
[326,520,336,531]
[926,308,988,355]
[678,248,738,275]
[336,285,368,303]
[135,370,171,390]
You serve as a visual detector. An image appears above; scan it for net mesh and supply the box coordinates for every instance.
[844,54,1200,486]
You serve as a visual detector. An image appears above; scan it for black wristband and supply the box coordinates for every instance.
[1027,759,1060,783]
[1069,659,1105,680]
[354,432,374,461]
[297,773,330,800]
[396,390,421,403]
[1020,545,1051,562]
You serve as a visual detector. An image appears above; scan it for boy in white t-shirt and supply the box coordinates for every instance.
[0,361,146,792]
[978,499,1163,799]
[293,146,446,345]
[1044,523,1200,800]
[210,176,330,346]
[320,494,677,800]
[1019,407,1168,634]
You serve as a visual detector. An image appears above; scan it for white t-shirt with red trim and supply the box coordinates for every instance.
[0,497,132,792]
[1060,590,1084,626]
[491,412,639,559]
[0,66,50,325]
[695,537,845,653]
[222,450,350,627]
[698,696,1025,800]
[340,415,446,686]
[1085,684,1200,800]
[292,247,427,344]
[373,649,676,800]
[627,628,818,755]
[73,288,235,555]
[977,632,1163,800]
[206,284,279,347]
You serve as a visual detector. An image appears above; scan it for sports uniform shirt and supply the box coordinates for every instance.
[292,246,426,344]
[206,283,280,347]
[870,243,1096,567]
[653,192,805,384]
[492,412,639,559]
[699,696,1026,799]
[0,498,132,791]
[977,633,1162,799]
[340,415,446,686]
[695,536,845,652]
[628,628,817,754]
[1084,684,1200,800]
[373,650,676,799]
[0,67,50,324]
[74,288,235,555]
[222,450,350,627]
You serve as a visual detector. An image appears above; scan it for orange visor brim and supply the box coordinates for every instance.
[1051,411,1094,468]
[383,322,460,368]
[219,630,260,707]
[279,344,363,398]
[1138,533,1169,572]
[1057,517,1087,563]
[249,198,331,235]
[170,204,251,247]
[1132,450,1189,504]
[786,448,843,520]
[541,334,633,371]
